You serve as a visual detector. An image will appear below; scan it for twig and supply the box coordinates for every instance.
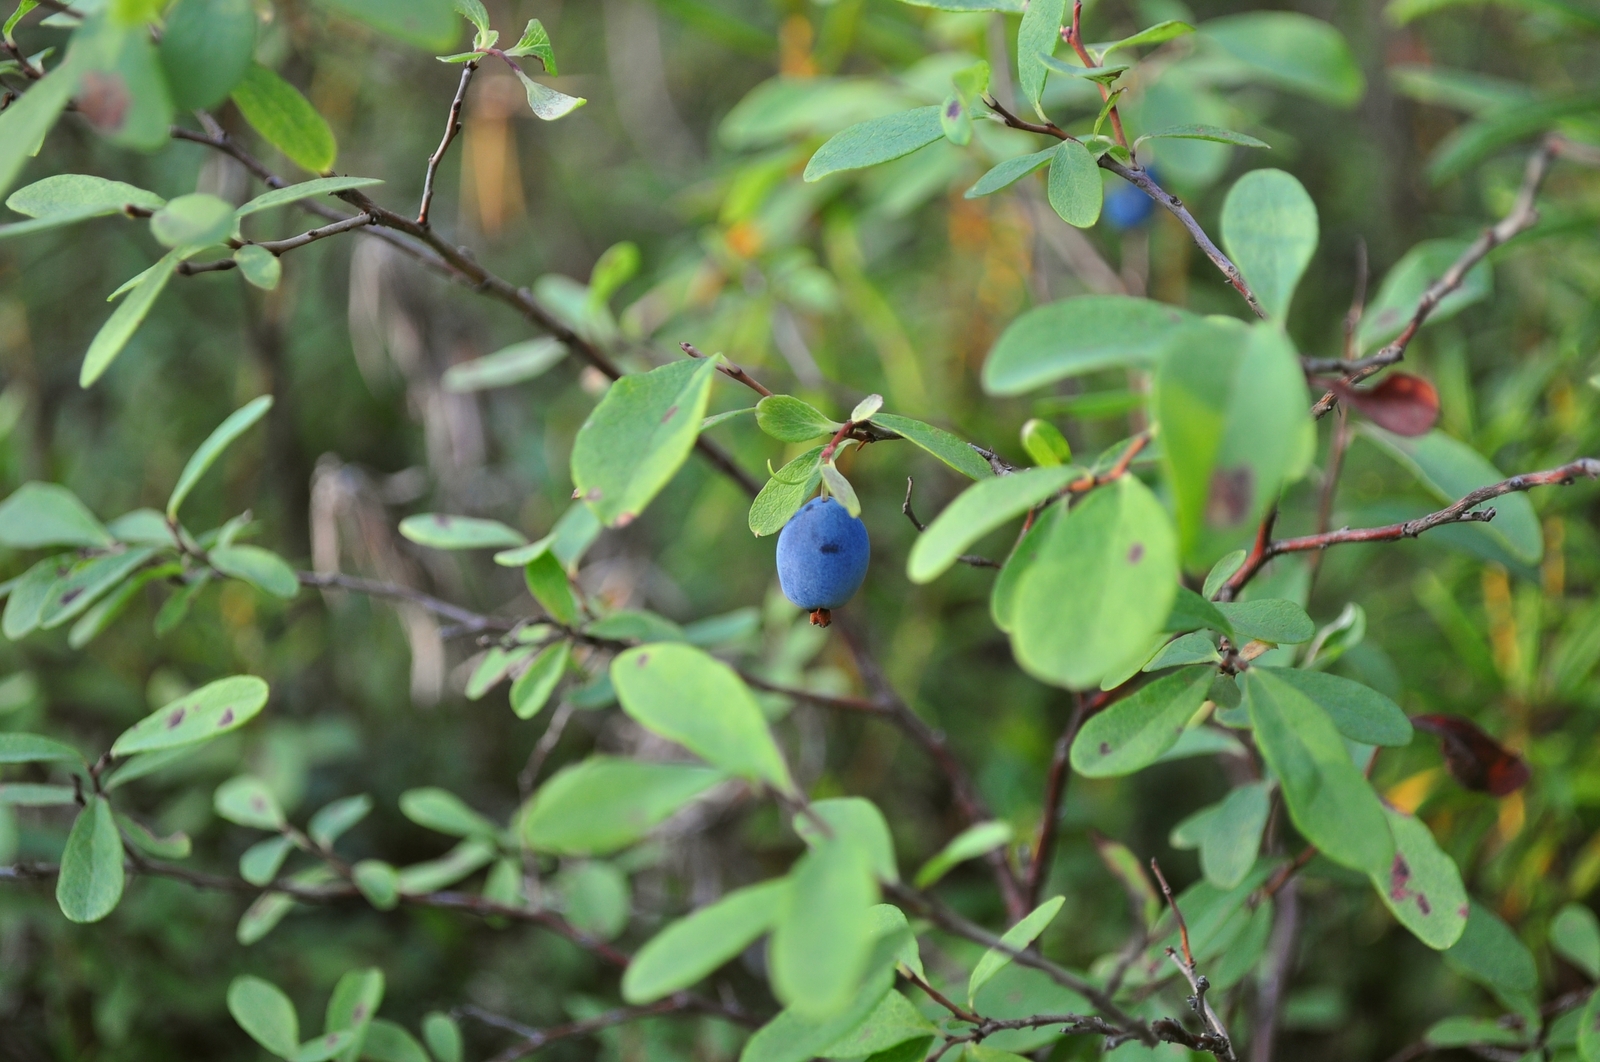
[681,341,773,397]
[298,569,516,633]
[1307,241,1367,584]
[839,620,1029,921]
[419,62,477,227]
[1151,859,1236,1062]
[1025,695,1088,908]
[985,98,1265,318]
[466,995,753,1062]
[1220,457,1600,598]
[1258,846,1317,900]
[1062,0,1128,150]
[902,478,1001,569]
[1311,136,1563,417]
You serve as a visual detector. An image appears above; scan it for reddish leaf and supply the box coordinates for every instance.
[1330,373,1440,436]
[1411,714,1530,796]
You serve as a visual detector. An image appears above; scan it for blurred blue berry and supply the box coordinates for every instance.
[777,496,870,624]
[1103,169,1159,231]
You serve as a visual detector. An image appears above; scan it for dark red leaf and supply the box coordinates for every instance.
[1330,373,1440,436]
[1411,714,1530,797]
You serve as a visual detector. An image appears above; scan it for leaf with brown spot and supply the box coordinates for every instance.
[111,675,269,756]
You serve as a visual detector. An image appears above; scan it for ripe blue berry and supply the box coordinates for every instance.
[1104,167,1160,231]
[776,496,870,625]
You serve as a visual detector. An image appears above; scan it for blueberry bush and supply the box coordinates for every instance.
[1,1,1599,1060]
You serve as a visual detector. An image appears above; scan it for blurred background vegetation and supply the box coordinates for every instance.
[2,0,1600,1059]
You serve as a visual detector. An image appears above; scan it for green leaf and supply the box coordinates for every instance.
[82,250,181,386]
[231,63,338,173]
[3,554,72,639]
[1092,20,1195,59]
[215,775,286,830]
[1553,903,1600,979]
[511,641,569,719]
[512,69,586,120]
[233,245,282,290]
[111,675,269,756]
[235,176,385,219]
[524,550,579,626]
[150,192,235,249]
[0,482,114,549]
[1220,169,1318,321]
[913,820,1012,888]
[1243,669,1394,874]
[1154,319,1312,564]
[964,148,1054,199]
[572,359,718,527]
[324,967,384,1053]
[585,610,685,643]
[503,18,555,71]
[442,338,566,392]
[1258,668,1411,746]
[1137,124,1269,149]
[1046,140,1102,228]
[1445,900,1539,1015]
[1171,781,1271,889]
[820,992,937,1058]
[353,860,400,910]
[1203,551,1246,599]
[0,783,76,805]
[229,975,300,1057]
[968,895,1064,1004]
[0,49,75,202]
[237,888,296,944]
[1371,806,1468,950]
[819,461,861,517]
[611,643,794,793]
[803,107,946,182]
[361,1021,429,1062]
[308,794,372,849]
[168,395,274,519]
[158,0,256,109]
[982,295,1193,396]
[0,732,81,764]
[422,1014,463,1062]
[293,1031,358,1062]
[56,796,125,923]
[398,513,526,550]
[1359,426,1543,565]
[1016,0,1066,115]
[907,466,1078,584]
[1359,238,1492,347]
[6,172,165,220]
[770,832,880,1017]
[211,545,300,599]
[1424,1016,1525,1048]
[1010,477,1179,690]
[1020,420,1072,467]
[1070,666,1213,777]
[1215,599,1314,645]
[521,757,725,855]
[794,797,899,883]
[37,546,157,630]
[757,395,841,443]
[1198,12,1364,106]
[1144,631,1221,670]
[749,445,825,536]
[890,0,1023,9]
[395,838,496,894]
[240,835,295,886]
[399,787,498,838]
[869,413,993,480]
[1427,93,1600,184]
[552,861,631,940]
[314,0,457,49]
[738,967,895,1062]
[115,813,191,859]
[1582,989,1600,1062]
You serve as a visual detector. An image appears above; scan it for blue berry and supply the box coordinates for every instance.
[776,497,870,624]
[1103,168,1160,231]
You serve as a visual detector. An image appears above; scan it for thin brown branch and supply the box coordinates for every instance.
[298,569,516,633]
[902,478,1002,569]
[681,341,773,397]
[1312,137,1563,416]
[1063,0,1128,150]
[1024,695,1088,908]
[253,212,377,254]
[904,972,982,1024]
[1152,858,1236,1062]
[983,97,1267,319]
[419,61,476,227]
[1221,457,1600,598]
[2,859,631,965]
